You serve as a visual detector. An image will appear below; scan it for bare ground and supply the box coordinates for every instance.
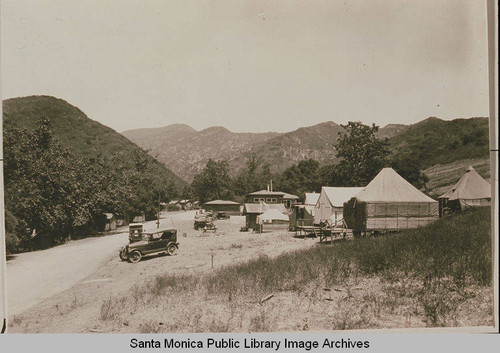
[6,210,493,333]
[7,211,317,333]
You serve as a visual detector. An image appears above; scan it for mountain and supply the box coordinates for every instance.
[123,125,280,181]
[389,117,490,169]
[122,117,489,184]
[3,95,186,189]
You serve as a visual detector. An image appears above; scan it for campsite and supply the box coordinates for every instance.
[5,163,493,333]
[1,1,494,338]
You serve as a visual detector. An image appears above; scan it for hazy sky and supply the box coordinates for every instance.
[1,0,490,133]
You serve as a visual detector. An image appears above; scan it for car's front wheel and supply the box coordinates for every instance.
[167,244,177,256]
[119,249,128,261]
[128,250,142,263]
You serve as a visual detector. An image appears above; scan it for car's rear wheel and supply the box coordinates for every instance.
[128,250,142,263]
[167,244,177,256]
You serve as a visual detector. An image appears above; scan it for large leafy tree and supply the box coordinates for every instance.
[3,118,178,251]
[191,159,234,203]
[278,159,322,199]
[234,154,273,196]
[332,121,390,186]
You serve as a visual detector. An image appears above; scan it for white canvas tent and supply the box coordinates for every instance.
[439,166,491,210]
[314,187,364,224]
[257,208,289,223]
[344,168,438,231]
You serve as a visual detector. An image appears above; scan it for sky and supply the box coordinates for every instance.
[1,0,490,133]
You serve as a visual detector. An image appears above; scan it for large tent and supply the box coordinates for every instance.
[343,168,438,232]
[439,166,491,212]
[314,187,364,224]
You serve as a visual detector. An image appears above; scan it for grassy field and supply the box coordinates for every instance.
[96,207,493,332]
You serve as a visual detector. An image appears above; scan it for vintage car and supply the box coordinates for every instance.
[216,211,230,220]
[128,223,144,243]
[193,213,215,230]
[119,228,179,263]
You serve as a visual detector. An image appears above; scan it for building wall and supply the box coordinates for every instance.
[204,203,241,215]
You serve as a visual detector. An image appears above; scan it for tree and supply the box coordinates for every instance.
[278,159,322,199]
[191,159,234,203]
[333,121,390,186]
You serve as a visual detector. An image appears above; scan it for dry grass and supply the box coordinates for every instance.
[96,208,493,332]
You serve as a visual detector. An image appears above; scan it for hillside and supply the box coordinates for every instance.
[122,117,489,186]
[3,96,186,189]
[229,121,346,174]
[123,125,280,182]
[389,117,490,169]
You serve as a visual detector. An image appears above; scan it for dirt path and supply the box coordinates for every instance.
[6,210,194,317]
[7,211,317,332]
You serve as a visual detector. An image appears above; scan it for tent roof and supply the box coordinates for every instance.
[204,200,240,205]
[355,168,437,203]
[321,187,364,207]
[243,202,287,214]
[304,192,320,206]
[257,208,289,222]
[440,166,491,200]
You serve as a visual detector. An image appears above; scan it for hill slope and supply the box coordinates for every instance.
[389,117,490,169]
[123,125,280,181]
[3,96,186,189]
[123,116,489,185]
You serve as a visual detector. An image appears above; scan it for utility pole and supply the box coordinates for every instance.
[0,101,8,332]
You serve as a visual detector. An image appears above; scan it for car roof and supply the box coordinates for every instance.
[143,229,176,235]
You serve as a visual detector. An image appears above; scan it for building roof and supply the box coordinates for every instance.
[320,187,364,207]
[243,202,288,214]
[247,190,299,199]
[439,166,491,200]
[204,200,241,205]
[304,192,320,206]
[355,168,436,203]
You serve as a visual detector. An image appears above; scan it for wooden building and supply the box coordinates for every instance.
[204,200,241,215]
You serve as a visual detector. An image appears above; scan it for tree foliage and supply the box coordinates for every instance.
[191,159,234,203]
[331,121,390,186]
[3,118,177,251]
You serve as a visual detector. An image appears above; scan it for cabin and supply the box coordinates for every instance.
[245,190,299,208]
[204,200,241,215]
[103,213,117,231]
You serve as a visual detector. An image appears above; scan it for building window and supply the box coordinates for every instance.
[266,198,277,203]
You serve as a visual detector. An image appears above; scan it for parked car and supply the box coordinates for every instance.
[119,228,179,263]
[216,212,230,220]
[194,213,214,230]
[128,223,144,243]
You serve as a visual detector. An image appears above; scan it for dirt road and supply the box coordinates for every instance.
[5,211,195,317]
[7,211,316,332]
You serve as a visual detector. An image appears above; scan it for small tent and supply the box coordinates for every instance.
[439,166,491,213]
[314,187,364,224]
[343,168,438,232]
[257,208,289,223]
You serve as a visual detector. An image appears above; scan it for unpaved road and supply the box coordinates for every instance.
[6,211,195,317]
[7,211,317,332]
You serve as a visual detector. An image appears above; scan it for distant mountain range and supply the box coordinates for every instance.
[123,116,489,183]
